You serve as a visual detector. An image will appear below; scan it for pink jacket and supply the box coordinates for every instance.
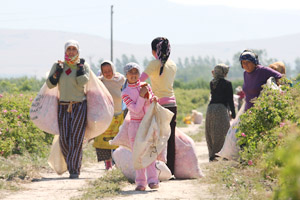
[121,80,153,121]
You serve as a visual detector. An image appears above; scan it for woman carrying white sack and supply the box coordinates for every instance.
[46,40,90,179]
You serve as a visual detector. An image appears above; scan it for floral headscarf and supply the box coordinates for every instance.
[211,63,229,89]
[155,37,171,75]
[64,40,80,67]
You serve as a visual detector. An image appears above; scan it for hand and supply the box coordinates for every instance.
[53,61,64,79]
[56,61,64,73]
[139,86,149,98]
[152,96,158,103]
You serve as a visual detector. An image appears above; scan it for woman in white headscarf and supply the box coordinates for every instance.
[205,63,235,162]
[93,60,126,170]
[46,40,90,178]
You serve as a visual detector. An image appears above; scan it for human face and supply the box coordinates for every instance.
[152,50,158,59]
[101,64,113,79]
[66,46,78,57]
[126,68,140,84]
[242,60,256,73]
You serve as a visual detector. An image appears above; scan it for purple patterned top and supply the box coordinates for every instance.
[243,65,282,111]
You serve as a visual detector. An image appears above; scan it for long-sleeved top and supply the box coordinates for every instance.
[243,65,282,111]
[46,62,90,102]
[121,80,153,121]
[99,72,125,114]
[140,59,177,106]
[209,78,236,118]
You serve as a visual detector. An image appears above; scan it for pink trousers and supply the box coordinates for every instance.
[128,121,158,187]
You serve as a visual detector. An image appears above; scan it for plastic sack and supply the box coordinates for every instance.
[266,76,280,90]
[112,146,172,182]
[133,102,174,170]
[48,135,68,175]
[217,102,245,161]
[30,83,60,135]
[84,71,114,140]
[216,118,240,161]
[174,128,204,179]
[93,113,124,149]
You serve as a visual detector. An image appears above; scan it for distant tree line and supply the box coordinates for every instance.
[2,49,300,93]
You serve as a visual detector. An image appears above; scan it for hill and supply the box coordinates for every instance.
[1,29,300,77]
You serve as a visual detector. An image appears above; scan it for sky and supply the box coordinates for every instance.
[1,0,300,44]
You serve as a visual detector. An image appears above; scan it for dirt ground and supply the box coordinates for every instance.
[1,124,226,200]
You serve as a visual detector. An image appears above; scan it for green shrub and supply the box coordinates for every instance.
[272,127,300,200]
[236,81,297,164]
[0,92,53,158]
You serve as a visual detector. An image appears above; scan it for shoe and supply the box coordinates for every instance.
[135,185,146,191]
[148,183,159,189]
[69,173,79,179]
[105,160,112,170]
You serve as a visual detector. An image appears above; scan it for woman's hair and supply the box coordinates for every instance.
[239,49,259,68]
[151,37,171,75]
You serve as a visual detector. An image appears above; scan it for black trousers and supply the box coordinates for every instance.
[164,106,177,175]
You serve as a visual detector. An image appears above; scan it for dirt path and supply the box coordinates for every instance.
[1,163,106,200]
[105,124,225,200]
[2,124,226,200]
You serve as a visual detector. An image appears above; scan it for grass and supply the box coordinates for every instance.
[201,160,275,200]
[74,169,128,200]
[0,152,49,191]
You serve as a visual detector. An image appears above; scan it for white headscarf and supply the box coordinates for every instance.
[99,60,124,82]
[64,40,80,52]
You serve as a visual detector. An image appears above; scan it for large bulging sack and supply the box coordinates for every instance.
[48,135,67,175]
[133,102,174,170]
[216,118,240,161]
[191,110,203,124]
[110,108,169,163]
[84,71,114,139]
[174,128,204,179]
[30,71,114,139]
[217,102,245,161]
[30,83,60,135]
[112,146,172,182]
[109,113,131,150]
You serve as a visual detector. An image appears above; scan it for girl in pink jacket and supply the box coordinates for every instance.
[121,62,159,191]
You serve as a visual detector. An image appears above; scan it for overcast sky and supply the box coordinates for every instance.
[1,0,300,44]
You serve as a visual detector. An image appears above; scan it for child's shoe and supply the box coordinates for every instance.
[148,183,159,189]
[135,185,146,191]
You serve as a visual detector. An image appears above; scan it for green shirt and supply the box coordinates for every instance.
[46,62,90,102]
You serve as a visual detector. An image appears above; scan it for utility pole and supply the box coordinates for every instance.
[111,5,113,62]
